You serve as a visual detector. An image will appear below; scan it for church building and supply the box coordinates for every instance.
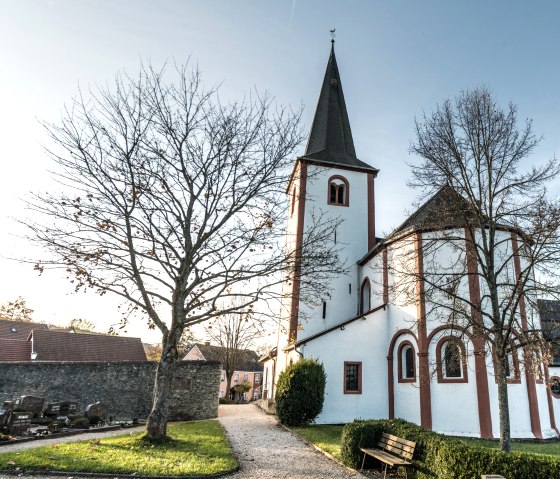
[261,43,560,439]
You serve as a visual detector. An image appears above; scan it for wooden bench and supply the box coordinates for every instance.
[360,432,416,479]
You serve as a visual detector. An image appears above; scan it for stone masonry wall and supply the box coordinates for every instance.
[0,360,220,420]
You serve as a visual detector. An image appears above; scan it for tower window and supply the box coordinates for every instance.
[328,175,349,206]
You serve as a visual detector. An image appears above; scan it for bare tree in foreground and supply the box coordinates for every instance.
[393,87,560,451]
[25,63,341,441]
[202,306,265,398]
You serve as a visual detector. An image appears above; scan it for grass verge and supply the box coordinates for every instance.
[458,437,560,456]
[0,420,237,477]
[292,425,344,460]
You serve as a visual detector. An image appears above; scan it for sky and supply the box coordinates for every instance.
[1,0,560,343]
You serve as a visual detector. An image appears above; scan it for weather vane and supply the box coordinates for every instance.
[330,28,336,44]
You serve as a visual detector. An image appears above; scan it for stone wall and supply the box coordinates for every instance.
[0,360,220,421]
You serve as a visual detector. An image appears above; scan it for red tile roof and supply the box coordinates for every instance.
[0,320,48,341]
[30,330,147,361]
[0,338,31,361]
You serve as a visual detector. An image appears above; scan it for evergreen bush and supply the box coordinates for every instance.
[275,358,326,427]
[341,418,560,479]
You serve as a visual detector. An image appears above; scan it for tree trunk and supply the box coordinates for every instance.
[496,358,512,452]
[145,338,178,441]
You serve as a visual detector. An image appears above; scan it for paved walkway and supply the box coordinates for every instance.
[219,403,362,478]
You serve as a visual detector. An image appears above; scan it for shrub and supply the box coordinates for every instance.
[219,398,236,405]
[0,434,12,442]
[275,358,326,427]
[340,418,560,479]
[72,416,90,427]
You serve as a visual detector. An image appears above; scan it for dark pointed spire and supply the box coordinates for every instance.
[302,43,376,172]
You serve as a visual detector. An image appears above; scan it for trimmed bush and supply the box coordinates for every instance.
[275,358,326,427]
[341,418,560,479]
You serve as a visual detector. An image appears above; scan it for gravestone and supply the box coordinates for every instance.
[0,408,8,427]
[85,402,110,423]
[44,402,61,417]
[2,401,15,411]
[5,411,32,436]
[60,401,78,416]
[15,396,45,417]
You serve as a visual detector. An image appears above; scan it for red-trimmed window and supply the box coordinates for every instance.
[549,376,560,399]
[398,341,416,383]
[344,361,362,394]
[360,278,371,314]
[328,175,349,206]
[493,346,521,384]
[436,337,468,383]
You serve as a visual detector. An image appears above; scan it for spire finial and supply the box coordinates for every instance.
[330,28,336,47]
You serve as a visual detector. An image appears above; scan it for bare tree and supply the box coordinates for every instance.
[202,305,265,398]
[0,297,34,322]
[24,62,341,441]
[390,87,560,451]
[69,317,96,332]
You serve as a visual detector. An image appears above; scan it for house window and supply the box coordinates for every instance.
[328,175,349,206]
[255,373,260,383]
[360,278,371,314]
[549,376,560,399]
[243,373,249,381]
[398,341,416,383]
[234,373,239,383]
[344,361,362,394]
[436,336,468,383]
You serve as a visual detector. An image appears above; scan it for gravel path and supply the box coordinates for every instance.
[219,403,363,479]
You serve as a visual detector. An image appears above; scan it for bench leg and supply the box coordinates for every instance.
[360,452,366,471]
[383,462,388,479]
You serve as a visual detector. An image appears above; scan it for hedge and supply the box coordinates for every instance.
[275,358,326,427]
[341,419,560,479]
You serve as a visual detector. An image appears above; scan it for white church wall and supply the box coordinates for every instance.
[297,164,370,340]
[535,381,557,438]
[386,240,417,322]
[360,253,384,309]
[428,329,480,436]
[549,366,560,428]
[300,306,389,424]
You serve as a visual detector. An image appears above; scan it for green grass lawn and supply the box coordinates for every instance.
[458,437,560,456]
[292,425,344,460]
[0,420,237,476]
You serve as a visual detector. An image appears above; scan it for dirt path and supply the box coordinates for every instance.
[219,403,362,478]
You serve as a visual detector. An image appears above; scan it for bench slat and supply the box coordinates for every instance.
[360,448,411,466]
[382,432,416,448]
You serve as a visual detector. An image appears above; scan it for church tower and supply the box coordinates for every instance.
[279,43,379,359]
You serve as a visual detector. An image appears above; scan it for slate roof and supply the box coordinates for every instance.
[30,329,147,361]
[389,185,479,238]
[187,343,263,372]
[0,338,31,361]
[301,44,377,173]
[0,319,48,341]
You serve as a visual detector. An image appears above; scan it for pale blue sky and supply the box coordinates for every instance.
[1,1,559,340]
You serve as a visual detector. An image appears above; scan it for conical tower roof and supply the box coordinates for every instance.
[301,43,377,172]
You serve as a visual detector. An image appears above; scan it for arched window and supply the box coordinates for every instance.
[492,344,520,384]
[360,278,371,314]
[328,175,349,206]
[398,341,416,383]
[549,376,560,399]
[436,336,468,383]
